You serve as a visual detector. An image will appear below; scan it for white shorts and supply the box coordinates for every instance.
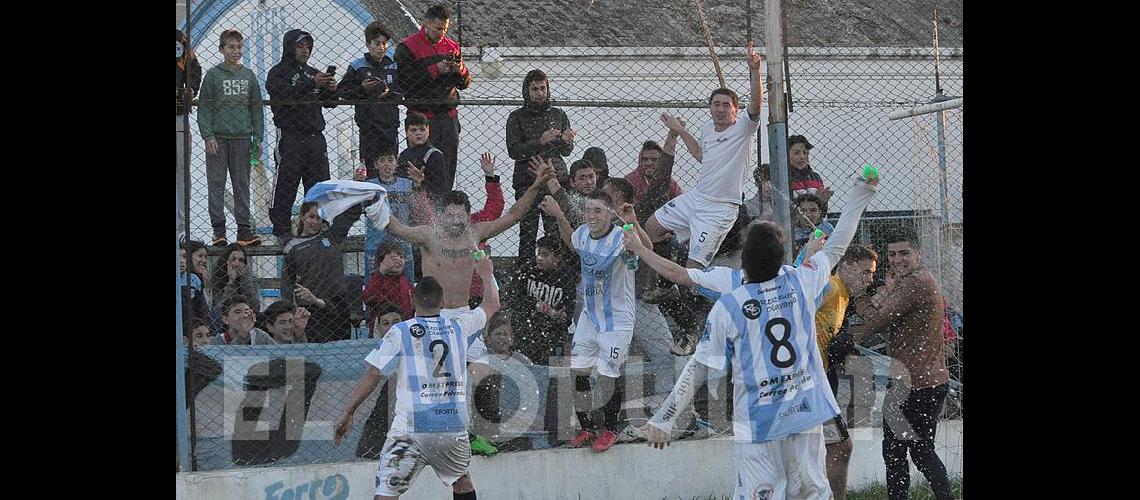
[652,192,739,266]
[440,306,489,365]
[374,431,471,497]
[734,425,831,500]
[569,311,634,378]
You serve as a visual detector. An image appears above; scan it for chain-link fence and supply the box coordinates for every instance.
[177,0,963,480]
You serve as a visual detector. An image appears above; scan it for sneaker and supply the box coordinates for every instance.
[209,235,228,247]
[671,330,697,356]
[469,434,498,456]
[567,430,594,448]
[237,234,263,247]
[591,430,618,452]
[642,285,678,305]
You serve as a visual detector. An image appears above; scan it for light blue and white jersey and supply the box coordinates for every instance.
[687,266,746,300]
[364,308,488,434]
[694,253,839,443]
[573,225,637,331]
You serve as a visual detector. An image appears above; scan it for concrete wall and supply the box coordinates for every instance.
[177,419,961,499]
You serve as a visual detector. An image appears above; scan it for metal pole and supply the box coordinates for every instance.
[935,99,950,224]
[175,232,192,471]
[748,0,763,188]
[765,0,793,264]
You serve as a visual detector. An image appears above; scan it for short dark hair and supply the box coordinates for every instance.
[640,140,663,155]
[883,226,921,250]
[708,88,740,108]
[487,311,511,334]
[788,134,813,150]
[442,190,471,213]
[405,111,430,129]
[840,244,878,266]
[536,234,566,257]
[184,317,209,336]
[262,300,296,325]
[413,277,444,309]
[794,193,824,209]
[604,177,635,205]
[375,241,405,266]
[585,190,613,208]
[569,159,595,178]
[219,29,243,50]
[741,221,785,283]
[364,21,392,44]
[375,148,398,161]
[425,4,451,20]
[222,295,252,315]
[374,302,404,319]
[753,163,771,183]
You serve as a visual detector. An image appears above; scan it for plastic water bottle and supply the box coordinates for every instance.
[250,137,260,167]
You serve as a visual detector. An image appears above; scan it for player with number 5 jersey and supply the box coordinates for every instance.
[643,168,881,500]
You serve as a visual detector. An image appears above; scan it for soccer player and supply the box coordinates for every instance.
[333,254,499,500]
[538,190,653,452]
[641,170,880,499]
[643,41,764,269]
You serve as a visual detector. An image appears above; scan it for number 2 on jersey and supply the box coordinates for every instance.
[429,340,453,378]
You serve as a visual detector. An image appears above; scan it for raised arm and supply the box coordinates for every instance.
[474,253,500,318]
[621,229,695,288]
[475,157,557,241]
[538,195,574,249]
[385,212,433,247]
[661,112,701,162]
[746,41,764,117]
[817,172,880,268]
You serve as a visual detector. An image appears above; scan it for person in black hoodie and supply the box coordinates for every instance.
[506,234,577,366]
[266,29,339,243]
[176,29,202,235]
[505,69,576,264]
[282,202,351,343]
[339,21,401,179]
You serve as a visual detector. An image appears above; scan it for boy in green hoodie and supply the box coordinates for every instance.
[198,29,264,247]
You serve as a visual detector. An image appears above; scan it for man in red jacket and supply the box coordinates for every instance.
[395,4,471,195]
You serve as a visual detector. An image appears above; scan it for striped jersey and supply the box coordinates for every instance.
[694,252,841,443]
[687,266,746,300]
[573,224,637,331]
[364,309,487,434]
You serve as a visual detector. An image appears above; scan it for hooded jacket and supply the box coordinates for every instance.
[266,29,338,133]
[176,29,202,116]
[338,51,401,130]
[505,70,574,189]
[394,26,471,118]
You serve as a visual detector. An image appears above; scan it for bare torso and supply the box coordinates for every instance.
[420,227,478,309]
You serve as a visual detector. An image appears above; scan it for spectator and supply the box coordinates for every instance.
[260,300,311,344]
[339,21,400,176]
[362,241,415,336]
[582,146,609,188]
[545,158,597,228]
[626,135,684,225]
[395,4,471,194]
[371,302,404,338]
[357,149,430,281]
[176,29,202,235]
[506,234,576,366]
[397,112,449,202]
[282,202,351,343]
[791,193,835,266]
[743,163,776,223]
[267,29,340,244]
[179,240,210,325]
[210,243,260,319]
[848,227,954,500]
[465,153,507,305]
[182,317,213,347]
[214,296,276,345]
[788,134,834,208]
[506,69,576,264]
[197,29,264,247]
